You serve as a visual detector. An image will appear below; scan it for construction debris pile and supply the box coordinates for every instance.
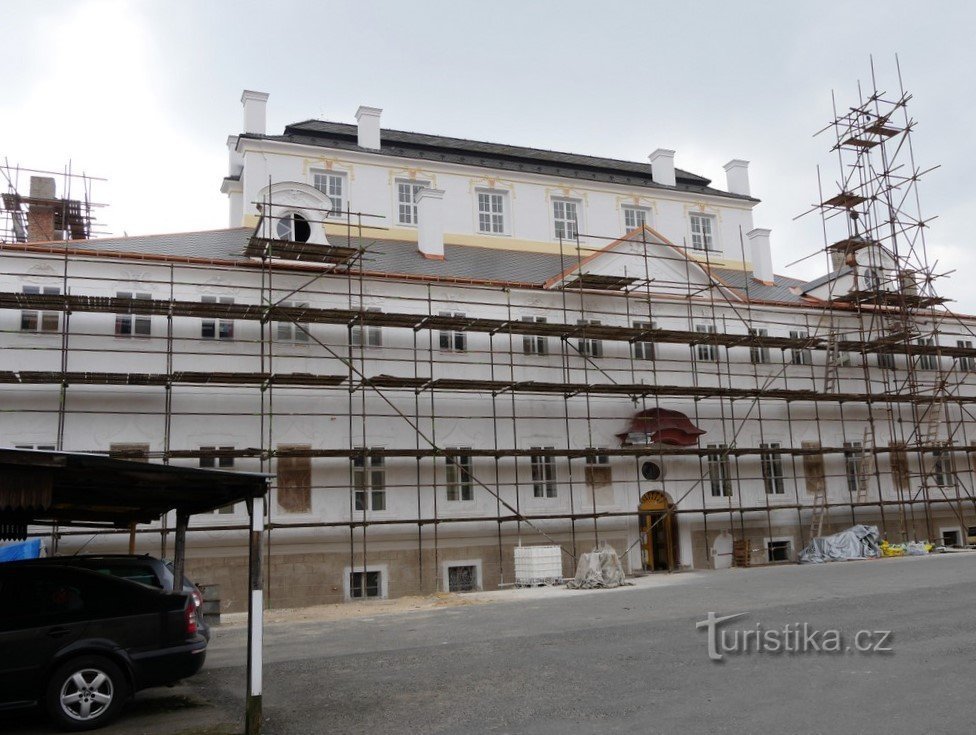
[567,542,630,589]
[798,525,882,564]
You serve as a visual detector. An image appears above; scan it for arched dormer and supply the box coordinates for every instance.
[254,181,332,245]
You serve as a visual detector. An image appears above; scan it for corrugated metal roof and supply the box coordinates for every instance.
[244,121,759,204]
[70,228,252,261]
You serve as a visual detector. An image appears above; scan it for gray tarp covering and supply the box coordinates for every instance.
[798,524,882,564]
[567,542,629,589]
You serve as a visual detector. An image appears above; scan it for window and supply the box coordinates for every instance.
[749,328,770,364]
[641,461,662,481]
[633,320,655,361]
[957,340,974,371]
[695,324,718,362]
[877,352,896,371]
[351,307,382,348]
[521,316,548,356]
[843,441,864,496]
[689,213,715,251]
[863,267,884,291]
[312,171,345,217]
[552,199,578,240]
[275,300,310,343]
[277,445,311,513]
[14,443,56,451]
[438,311,466,352]
[789,330,812,365]
[397,180,428,225]
[584,451,612,488]
[275,212,311,242]
[767,540,791,563]
[477,191,505,234]
[448,565,478,592]
[623,206,648,232]
[446,449,473,501]
[115,292,152,337]
[349,570,381,599]
[201,447,236,514]
[20,285,60,332]
[201,296,234,340]
[353,449,385,511]
[530,448,557,498]
[760,442,785,494]
[707,444,732,497]
[577,319,603,358]
[932,450,954,487]
[917,338,938,370]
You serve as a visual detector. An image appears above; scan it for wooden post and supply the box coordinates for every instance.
[172,511,188,586]
[246,494,265,735]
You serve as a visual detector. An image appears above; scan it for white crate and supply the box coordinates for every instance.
[514,545,563,586]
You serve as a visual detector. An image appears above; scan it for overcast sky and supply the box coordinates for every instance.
[2,1,974,308]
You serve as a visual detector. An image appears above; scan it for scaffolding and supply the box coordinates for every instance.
[2,64,975,607]
[0,162,105,244]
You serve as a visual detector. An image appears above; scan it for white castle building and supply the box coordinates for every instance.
[1,90,972,610]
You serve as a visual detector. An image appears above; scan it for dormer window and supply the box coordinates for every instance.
[276,212,311,242]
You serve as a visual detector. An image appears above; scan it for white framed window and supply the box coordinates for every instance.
[275,300,310,343]
[957,340,974,371]
[115,292,152,337]
[689,213,716,251]
[521,316,548,356]
[201,296,234,340]
[439,311,466,352]
[577,319,603,358]
[349,570,381,598]
[633,320,655,361]
[789,330,812,365]
[351,307,382,348]
[396,179,429,225]
[695,324,718,362]
[312,171,346,218]
[530,448,557,498]
[623,205,648,232]
[275,211,311,242]
[477,191,506,234]
[843,441,864,495]
[760,442,785,494]
[917,338,938,370]
[353,449,385,511]
[707,444,732,497]
[446,449,473,501]
[749,328,770,364]
[20,285,61,332]
[552,199,578,240]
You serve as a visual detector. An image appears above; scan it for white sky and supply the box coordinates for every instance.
[2,0,974,308]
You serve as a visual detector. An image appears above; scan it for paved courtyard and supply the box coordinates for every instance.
[5,553,975,734]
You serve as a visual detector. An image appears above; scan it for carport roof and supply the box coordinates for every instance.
[0,447,269,535]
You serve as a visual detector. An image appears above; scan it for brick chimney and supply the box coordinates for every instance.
[27,176,57,243]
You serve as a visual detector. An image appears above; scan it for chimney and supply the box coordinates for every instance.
[747,228,774,284]
[416,188,445,259]
[241,90,269,135]
[355,105,382,150]
[649,149,676,187]
[723,159,751,197]
[27,176,57,243]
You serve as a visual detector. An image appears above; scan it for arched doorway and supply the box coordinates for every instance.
[638,491,679,571]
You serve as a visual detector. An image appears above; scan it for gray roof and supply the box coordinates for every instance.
[244,121,758,204]
[800,266,852,294]
[57,228,810,304]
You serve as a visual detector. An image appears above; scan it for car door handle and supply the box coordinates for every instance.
[47,627,71,638]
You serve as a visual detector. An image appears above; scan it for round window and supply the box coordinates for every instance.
[276,212,311,243]
[641,461,662,481]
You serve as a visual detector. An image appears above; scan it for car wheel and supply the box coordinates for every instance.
[45,656,127,731]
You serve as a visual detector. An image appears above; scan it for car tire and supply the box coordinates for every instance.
[45,655,128,731]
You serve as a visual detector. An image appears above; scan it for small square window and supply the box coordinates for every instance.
[689,213,716,251]
[350,570,381,598]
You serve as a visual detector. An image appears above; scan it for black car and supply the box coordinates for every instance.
[20,554,210,640]
[0,564,206,731]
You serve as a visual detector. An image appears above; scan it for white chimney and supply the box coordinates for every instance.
[241,90,269,135]
[416,188,445,259]
[723,159,751,196]
[355,105,382,150]
[747,228,774,284]
[649,149,676,187]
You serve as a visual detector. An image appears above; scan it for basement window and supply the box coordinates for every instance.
[767,539,791,563]
[448,565,478,592]
[349,570,381,598]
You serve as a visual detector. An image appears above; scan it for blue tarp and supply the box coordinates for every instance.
[0,538,43,562]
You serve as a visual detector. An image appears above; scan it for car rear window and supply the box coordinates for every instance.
[89,565,162,589]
